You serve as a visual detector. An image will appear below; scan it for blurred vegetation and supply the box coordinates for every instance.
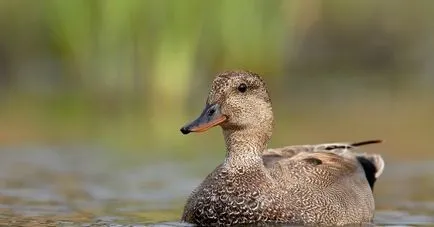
[0,0,433,159]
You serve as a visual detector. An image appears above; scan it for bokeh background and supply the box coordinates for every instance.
[0,0,433,225]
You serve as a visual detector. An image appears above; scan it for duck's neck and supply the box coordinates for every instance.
[222,128,270,169]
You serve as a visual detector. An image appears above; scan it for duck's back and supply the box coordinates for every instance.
[264,151,375,225]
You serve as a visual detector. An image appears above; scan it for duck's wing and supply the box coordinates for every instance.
[264,140,382,157]
[263,140,384,189]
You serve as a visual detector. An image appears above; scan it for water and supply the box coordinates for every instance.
[0,147,433,226]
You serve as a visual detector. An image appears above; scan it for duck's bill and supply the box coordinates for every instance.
[180,103,227,135]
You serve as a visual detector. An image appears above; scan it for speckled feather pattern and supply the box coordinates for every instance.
[181,71,384,226]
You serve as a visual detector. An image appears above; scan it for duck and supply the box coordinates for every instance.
[179,70,384,226]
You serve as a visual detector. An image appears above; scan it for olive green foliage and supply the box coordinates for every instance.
[0,1,433,158]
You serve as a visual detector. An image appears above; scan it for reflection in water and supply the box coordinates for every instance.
[0,147,432,226]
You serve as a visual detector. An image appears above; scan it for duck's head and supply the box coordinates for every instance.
[180,70,273,140]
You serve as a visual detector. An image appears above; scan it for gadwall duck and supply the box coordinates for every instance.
[180,70,384,226]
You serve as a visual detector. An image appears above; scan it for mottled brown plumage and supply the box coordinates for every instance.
[180,70,384,226]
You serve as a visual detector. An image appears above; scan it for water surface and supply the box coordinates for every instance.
[0,147,433,226]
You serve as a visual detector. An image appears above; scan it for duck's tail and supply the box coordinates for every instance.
[351,140,383,147]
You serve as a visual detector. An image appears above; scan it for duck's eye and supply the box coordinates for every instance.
[237,83,247,93]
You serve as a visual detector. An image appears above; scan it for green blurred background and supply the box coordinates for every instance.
[0,0,433,161]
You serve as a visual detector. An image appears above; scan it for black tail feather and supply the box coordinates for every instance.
[351,140,382,147]
[356,156,378,190]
